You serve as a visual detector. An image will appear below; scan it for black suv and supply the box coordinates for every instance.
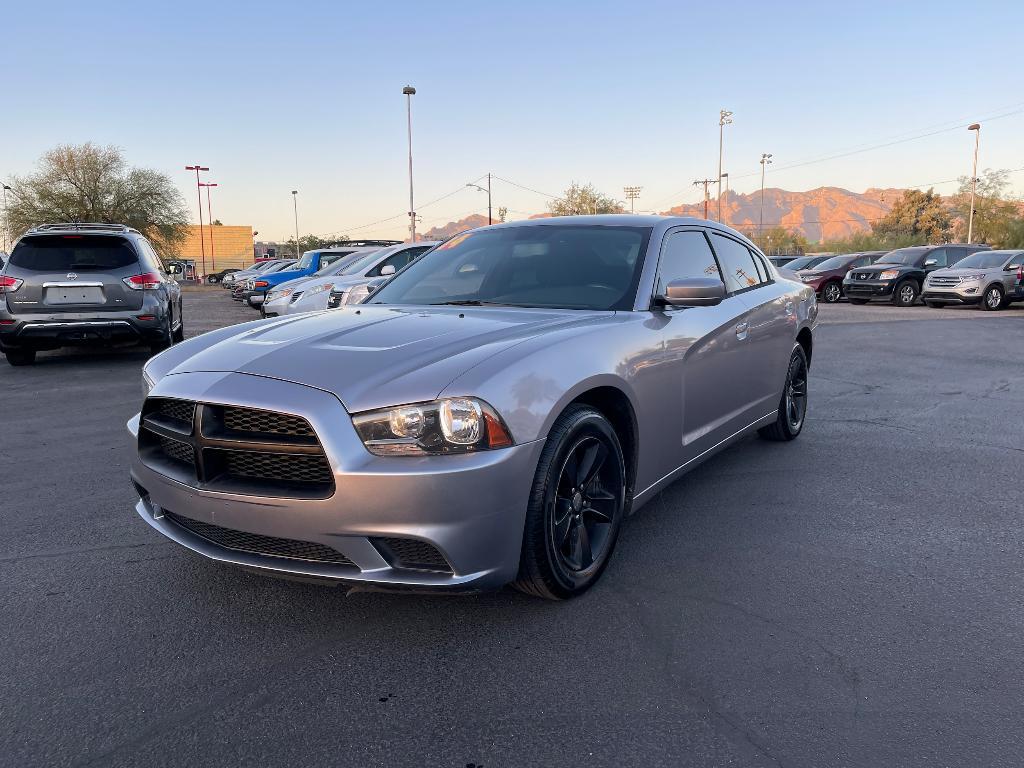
[0,223,183,365]
[842,244,991,307]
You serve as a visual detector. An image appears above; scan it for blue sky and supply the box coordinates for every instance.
[4,0,1023,241]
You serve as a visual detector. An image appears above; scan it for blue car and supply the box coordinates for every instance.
[244,240,401,306]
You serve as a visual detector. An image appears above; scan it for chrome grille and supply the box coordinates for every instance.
[929,276,962,286]
[165,511,354,566]
[138,399,334,498]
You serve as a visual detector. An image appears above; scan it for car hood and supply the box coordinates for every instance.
[160,305,612,413]
[929,266,991,276]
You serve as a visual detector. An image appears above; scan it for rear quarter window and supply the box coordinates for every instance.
[10,235,140,271]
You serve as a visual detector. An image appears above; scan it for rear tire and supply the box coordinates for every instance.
[5,348,37,366]
[848,298,869,305]
[513,405,626,600]
[759,344,808,442]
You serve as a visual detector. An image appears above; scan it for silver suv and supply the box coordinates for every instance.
[0,223,183,365]
[922,249,1024,310]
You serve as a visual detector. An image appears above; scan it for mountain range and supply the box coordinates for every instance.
[421,187,907,242]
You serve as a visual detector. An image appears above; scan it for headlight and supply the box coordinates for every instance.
[307,282,334,296]
[878,270,900,280]
[341,284,372,305]
[352,397,513,456]
[801,274,817,282]
[267,288,292,302]
[960,273,984,281]
[142,368,156,399]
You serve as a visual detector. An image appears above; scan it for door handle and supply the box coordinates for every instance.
[735,322,749,340]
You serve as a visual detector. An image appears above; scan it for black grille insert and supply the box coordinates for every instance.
[374,537,453,573]
[165,511,354,566]
[139,399,334,499]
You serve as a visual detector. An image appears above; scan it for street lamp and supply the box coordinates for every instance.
[717,109,733,222]
[403,85,417,241]
[759,153,773,234]
[199,182,218,273]
[719,174,729,227]
[291,190,300,258]
[466,173,493,224]
[185,165,210,277]
[1,184,11,253]
[967,123,981,243]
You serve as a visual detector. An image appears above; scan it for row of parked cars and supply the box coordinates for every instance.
[772,245,1024,309]
[221,240,440,316]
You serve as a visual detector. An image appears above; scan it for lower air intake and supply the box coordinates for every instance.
[374,537,453,573]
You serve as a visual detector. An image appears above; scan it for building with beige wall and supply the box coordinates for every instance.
[176,225,255,274]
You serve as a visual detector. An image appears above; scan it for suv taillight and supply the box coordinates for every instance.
[0,275,24,293]
[123,272,162,290]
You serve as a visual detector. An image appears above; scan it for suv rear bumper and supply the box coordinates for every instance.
[0,312,167,351]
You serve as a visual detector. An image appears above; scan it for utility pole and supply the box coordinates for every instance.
[403,85,417,241]
[967,123,981,243]
[719,174,729,227]
[185,165,210,277]
[291,190,300,258]
[759,153,773,234]
[623,186,642,214]
[717,109,733,222]
[466,173,493,224]
[693,179,715,219]
[199,182,218,273]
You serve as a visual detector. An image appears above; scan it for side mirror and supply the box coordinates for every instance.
[167,263,182,275]
[658,277,726,307]
[1007,264,1020,271]
[379,264,396,276]
[923,259,937,267]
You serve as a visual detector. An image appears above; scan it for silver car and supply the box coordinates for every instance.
[130,216,816,599]
[922,249,1024,310]
[287,241,438,314]
[260,248,380,318]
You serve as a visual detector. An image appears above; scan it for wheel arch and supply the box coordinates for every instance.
[797,326,813,368]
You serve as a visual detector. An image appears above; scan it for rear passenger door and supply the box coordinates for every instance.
[709,233,794,419]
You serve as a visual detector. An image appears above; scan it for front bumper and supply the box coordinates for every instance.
[842,279,894,301]
[0,311,167,351]
[129,371,543,590]
[921,287,982,305]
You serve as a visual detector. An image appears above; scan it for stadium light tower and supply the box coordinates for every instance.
[403,85,417,241]
[759,153,773,233]
[717,110,733,222]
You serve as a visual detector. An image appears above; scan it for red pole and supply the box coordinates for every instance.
[195,168,205,277]
[205,184,217,272]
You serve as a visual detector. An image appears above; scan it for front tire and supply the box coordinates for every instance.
[5,348,37,366]
[981,285,1004,311]
[893,279,919,307]
[759,344,808,442]
[821,281,843,303]
[514,405,626,600]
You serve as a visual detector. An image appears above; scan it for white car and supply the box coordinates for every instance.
[286,242,438,314]
[261,248,380,317]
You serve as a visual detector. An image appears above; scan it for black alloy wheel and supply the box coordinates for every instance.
[759,344,809,441]
[515,405,626,599]
[821,281,843,303]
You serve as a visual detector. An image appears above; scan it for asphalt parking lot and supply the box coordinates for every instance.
[2,288,1023,768]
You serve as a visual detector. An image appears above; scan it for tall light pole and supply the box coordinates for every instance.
[291,190,300,258]
[1,184,11,253]
[466,173,493,224]
[623,186,642,214]
[759,153,773,234]
[967,123,981,243]
[185,165,209,277]
[199,182,218,273]
[717,109,733,222]
[719,174,729,227]
[403,85,417,242]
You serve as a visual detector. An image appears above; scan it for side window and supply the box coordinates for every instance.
[710,233,762,293]
[655,230,723,296]
[751,251,771,283]
[853,256,872,268]
[137,239,163,274]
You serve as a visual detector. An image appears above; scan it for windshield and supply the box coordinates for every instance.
[370,225,652,310]
[786,256,826,271]
[267,260,297,273]
[336,249,386,276]
[10,235,139,271]
[812,255,857,271]
[878,248,926,266]
[954,251,1012,269]
[251,260,281,272]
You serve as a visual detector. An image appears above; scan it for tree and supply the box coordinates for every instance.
[950,169,1022,245]
[548,183,624,216]
[871,188,950,243]
[282,233,350,257]
[5,143,189,256]
[746,226,808,255]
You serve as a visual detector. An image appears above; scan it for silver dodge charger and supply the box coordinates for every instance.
[129,216,817,599]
